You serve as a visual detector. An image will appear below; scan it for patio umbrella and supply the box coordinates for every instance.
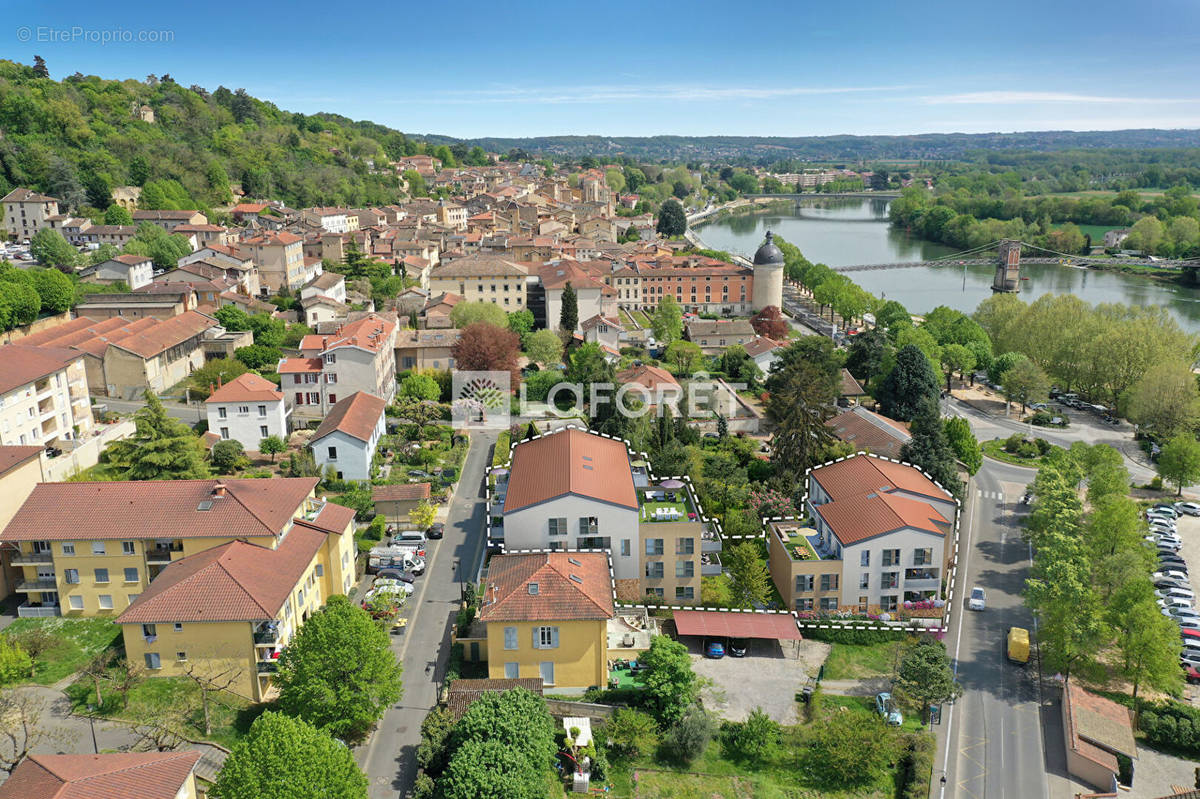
[630,460,648,468]
[658,479,685,489]
[490,467,509,475]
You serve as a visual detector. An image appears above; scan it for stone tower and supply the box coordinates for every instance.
[992,239,1021,293]
[751,230,785,311]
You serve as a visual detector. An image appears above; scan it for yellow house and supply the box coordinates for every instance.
[0,750,202,799]
[0,446,44,598]
[0,477,356,620]
[479,552,613,691]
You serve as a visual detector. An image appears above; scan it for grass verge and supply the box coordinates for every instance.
[3,617,122,685]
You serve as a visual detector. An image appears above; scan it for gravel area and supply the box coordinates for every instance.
[690,639,829,724]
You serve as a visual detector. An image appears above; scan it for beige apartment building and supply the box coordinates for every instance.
[428,254,529,310]
[278,313,398,421]
[242,230,307,291]
[0,346,95,449]
[3,187,60,241]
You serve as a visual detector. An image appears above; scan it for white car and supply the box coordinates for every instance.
[1170,606,1200,621]
[1155,570,1191,583]
[1177,502,1200,516]
[1157,587,1197,602]
[1160,596,1194,611]
[968,587,986,611]
[371,579,415,595]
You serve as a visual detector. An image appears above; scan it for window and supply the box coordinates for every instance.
[218,406,227,419]
[324,353,336,364]
[504,662,519,679]
[819,573,839,591]
[123,541,136,555]
[326,374,337,384]
[676,538,694,555]
[142,624,158,639]
[328,394,337,405]
[327,446,337,460]
[94,568,109,584]
[796,598,814,611]
[307,392,319,404]
[124,568,138,583]
[92,541,106,555]
[257,405,267,417]
[238,405,249,415]
[914,548,933,566]
[860,550,870,567]
[64,569,79,584]
[860,573,870,589]
[259,425,270,438]
[295,392,305,405]
[578,517,598,536]
[173,622,183,632]
[675,560,694,578]
[819,597,838,611]
[315,564,324,577]
[675,586,695,600]
[98,595,113,610]
[504,626,518,650]
[880,595,899,612]
[144,653,161,670]
[220,427,230,439]
[176,652,187,662]
[882,549,900,567]
[645,562,664,579]
[621,539,631,557]
[881,572,899,589]
[69,596,83,610]
[534,626,559,649]
[548,518,567,536]
[795,574,814,593]
[61,542,74,555]
[646,587,664,598]
[645,539,664,556]
[905,567,939,581]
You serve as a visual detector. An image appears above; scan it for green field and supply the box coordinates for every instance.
[2,617,122,685]
[822,641,902,681]
[1051,222,1118,240]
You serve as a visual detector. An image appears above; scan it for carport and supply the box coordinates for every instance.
[673,610,803,658]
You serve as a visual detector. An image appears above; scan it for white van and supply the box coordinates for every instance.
[393,531,428,550]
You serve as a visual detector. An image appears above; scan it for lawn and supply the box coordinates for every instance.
[640,500,691,521]
[821,641,902,681]
[981,438,1057,467]
[822,694,929,734]
[1050,222,1118,241]
[2,617,122,685]
[66,675,265,750]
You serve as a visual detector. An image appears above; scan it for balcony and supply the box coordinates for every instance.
[700,553,722,577]
[146,542,184,564]
[15,578,58,593]
[701,528,722,553]
[256,661,279,674]
[17,602,59,618]
[11,551,53,566]
[254,627,280,645]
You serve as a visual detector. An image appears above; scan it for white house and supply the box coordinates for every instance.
[310,391,387,481]
[804,453,956,612]
[501,428,640,580]
[205,372,289,451]
[743,336,783,374]
[93,254,155,290]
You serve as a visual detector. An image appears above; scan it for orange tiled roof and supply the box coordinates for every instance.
[479,552,613,622]
[204,372,283,404]
[0,345,80,394]
[372,483,431,502]
[107,311,214,359]
[311,392,386,443]
[0,445,42,477]
[815,490,949,546]
[811,453,950,503]
[0,751,201,799]
[503,428,636,513]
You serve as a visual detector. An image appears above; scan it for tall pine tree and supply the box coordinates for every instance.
[559,282,578,333]
[877,344,940,422]
[900,398,961,498]
[108,392,210,480]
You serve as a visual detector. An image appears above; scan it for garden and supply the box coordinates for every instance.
[0,617,122,685]
[982,433,1059,466]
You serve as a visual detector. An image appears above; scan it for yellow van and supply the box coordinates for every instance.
[1007,626,1030,664]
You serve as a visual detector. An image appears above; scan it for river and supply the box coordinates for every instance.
[695,198,1200,332]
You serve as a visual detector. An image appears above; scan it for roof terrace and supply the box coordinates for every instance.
[774,522,830,561]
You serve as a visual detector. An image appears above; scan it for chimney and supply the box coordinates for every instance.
[212,483,227,498]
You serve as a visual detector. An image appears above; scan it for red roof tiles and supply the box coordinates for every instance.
[311,392,386,443]
[0,346,80,395]
[0,751,201,799]
[811,453,949,504]
[479,552,613,622]
[0,445,42,477]
[372,483,432,502]
[503,428,636,513]
[815,490,949,545]
[204,372,283,404]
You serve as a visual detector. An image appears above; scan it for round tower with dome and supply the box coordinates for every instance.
[751,230,785,311]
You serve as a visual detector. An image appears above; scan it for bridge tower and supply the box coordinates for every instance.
[992,239,1021,293]
[751,230,785,311]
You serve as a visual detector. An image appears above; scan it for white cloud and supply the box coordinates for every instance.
[924,90,1198,105]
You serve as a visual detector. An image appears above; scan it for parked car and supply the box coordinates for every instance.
[1157,591,1196,607]
[1154,569,1190,583]
[875,692,904,726]
[1182,652,1200,670]
[1156,577,1192,592]
[968,587,986,611]
[705,639,726,659]
[1177,502,1200,516]
[1179,618,1200,631]
[376,569,416,583]
[370,579,415,595]
[393,531,428,550]
[1169,607,1200,622]
[1152,504,1180,517]
[426,522,444,540]
[1185,665,1200,684]
[729,638,747,658]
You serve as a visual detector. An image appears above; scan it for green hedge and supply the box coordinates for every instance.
[897,733,935,799]
[1139,700,1200,755]
[803,626,912,645]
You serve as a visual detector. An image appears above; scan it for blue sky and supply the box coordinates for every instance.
[11,0,1200,138]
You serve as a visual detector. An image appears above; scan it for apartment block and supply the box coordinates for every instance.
[0,346,95,448]
[278,314,397,422]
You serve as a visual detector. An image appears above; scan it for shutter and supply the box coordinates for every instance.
[551,627,559,649]
[531,628,539,649]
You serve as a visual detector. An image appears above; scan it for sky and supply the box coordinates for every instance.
[10,0,1200,139]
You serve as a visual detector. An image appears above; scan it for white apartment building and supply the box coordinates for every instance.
[0,346,95,448]
[205,373,290,451]
[3,188,60,241]
[278,314,397,422]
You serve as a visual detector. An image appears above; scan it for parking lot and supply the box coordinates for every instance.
[688,638,830,724]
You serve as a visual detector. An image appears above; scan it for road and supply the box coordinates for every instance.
[357,429,495,799]
[91,395,205,424]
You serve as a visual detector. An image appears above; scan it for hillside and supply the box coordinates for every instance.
[0,60,427,213]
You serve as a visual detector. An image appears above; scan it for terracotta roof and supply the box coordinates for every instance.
[479,552,614,622]
[811,453,950,504]
[0,751,201,799]
[674,610,802,641]
[395,328,460,347]
[0,445,42,477]
[1,477,318,542]
[205,372,283,404]
[117,524,327,624]
[304,271,344,291]
[743,337,782,358]
[815,490,949,546]
[616,363,679,393]
[299,314,396,354]
[431,254,528,278]
[231,203,268,214]
[299,500,357,536]
[372,483,431,502]
[827,407,911,460]
[0,345,81,394]
[311,392,386,443]
[503,428,636,513]
[108,253,153,266]
[839,368,866,396]
[537,261,606,291]
[277,357,324,374]
[1064,680,1137,769]
[685,319,756,338]
[244,230,302,246]
[2,187,57,204]
[446,677,544,719]
[107,311,214,359]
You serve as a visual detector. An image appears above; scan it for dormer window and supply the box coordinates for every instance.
[527,583,539,595]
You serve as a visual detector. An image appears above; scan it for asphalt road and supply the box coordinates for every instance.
[91,395,205,424]
[357,429,496,798]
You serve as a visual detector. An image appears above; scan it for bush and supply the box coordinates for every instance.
[719,707,780,762]
[581,685,644,706]
[603,708,658,759]
[1004,433,1024,453]
[0,638,33,684]
[211,439,248,474]
[802,627,909,645]
[1034,438,1052,455]
[1016,441,1039,459]
[1150,475,1165,490]
[1137,699,1200,755]
[416,706,455,774]
[898,733,935,799]
[662,706,714,765]
[364,515,386,541]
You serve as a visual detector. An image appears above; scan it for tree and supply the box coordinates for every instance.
[662,706,715,765]
[944,416,982,475]
[416,706,455,773]
[1002,357,1049,413]
[400,373,441,401]
[665,340,702,374]
[451,322,521,386]
[275,595,403,742]
[650,296,683,346]
[449,688,556,773]
[524,329,564,367]
[108,392,210,480]
[234,344,281,370]
[506,309,534,342]
[877,344,941,422]
[1127,361,1200,440]
[188,359,250,400]
[900,399,961,496]
[104,205,134,225]
[32,55,49,77]
[656,199,687,237]
[0,691,60,775]
[214,305,251,331]
[182,656,244,735]
[28,268,74,313]
[636,636,698,725]
[123,223,192,270]
[246,314,285,348]
[29,228,77,268]
[724,541,771,608]
[449,301,507,329]
[604,708,658,759]
[765,338,841,486]
[749,305,788,340]
[0,639,32,684]
[211,439,248,474]
[212,711,367,799]
[559,282,578,333]
[440,739,540,799]
[894,638,962,723]
[1158,434,1200,496]
[1110,585,1181,704]
[259,435,287,462]
[802,708,898,788]
[721,706,781,762]
[410,501,436,529]
[939,343,975,392]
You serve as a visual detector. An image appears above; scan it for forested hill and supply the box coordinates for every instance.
[0,60,430,212]
[431,129,1200,164]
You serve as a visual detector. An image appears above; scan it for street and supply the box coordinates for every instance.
[356,429,496,798]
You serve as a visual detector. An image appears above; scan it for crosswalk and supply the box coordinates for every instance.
[977,489,1007,502]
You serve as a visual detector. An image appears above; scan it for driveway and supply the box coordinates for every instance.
[690,639,828,724]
